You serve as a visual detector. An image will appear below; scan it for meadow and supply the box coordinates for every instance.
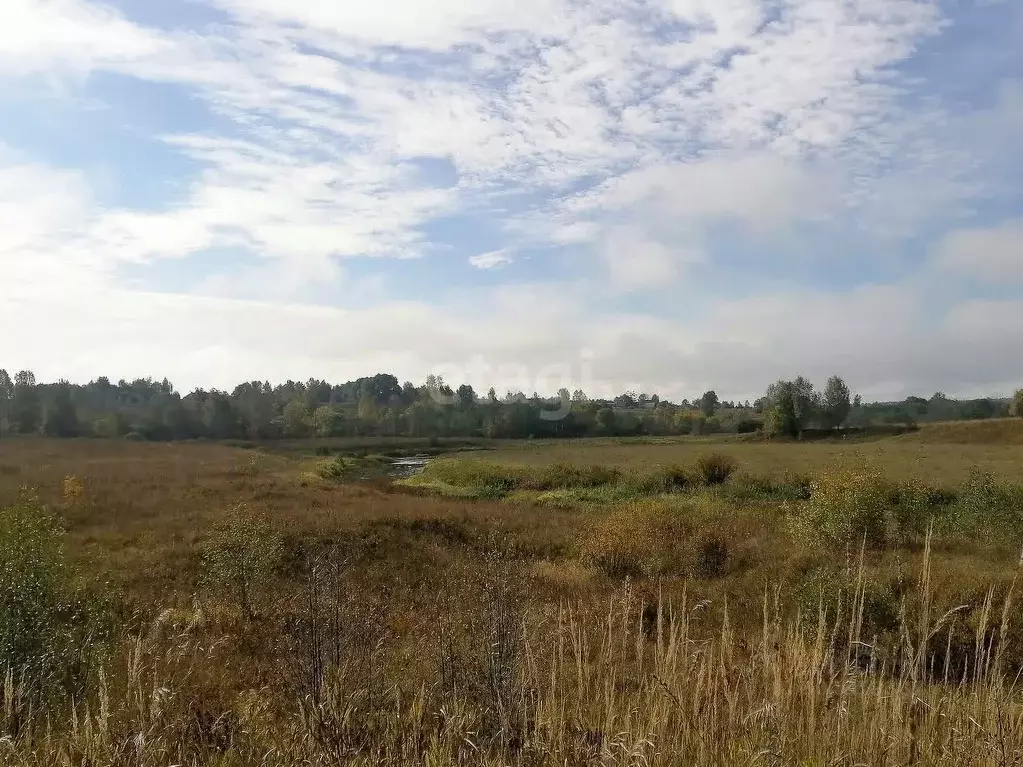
[3,424,1023,765]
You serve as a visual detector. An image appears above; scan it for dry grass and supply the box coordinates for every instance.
[4,543,1023,766]
[483,433,1023,482]
[909,418,1023,445]
[3,433,1023,764]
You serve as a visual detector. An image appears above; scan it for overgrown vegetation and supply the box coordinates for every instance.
[4,434,1023,764]
[1,490,109,710]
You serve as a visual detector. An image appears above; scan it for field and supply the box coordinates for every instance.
[3,424,1023,765]
[479,424,1023,482]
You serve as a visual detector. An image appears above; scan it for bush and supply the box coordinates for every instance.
[694,453,737,486]
[735,419,763,434]
[794,470,893,550]
[200,504,284,620]
[419,460,525,497]
[694,534,729,579]
[318,455,352,481]
[719,472,813,502]
[1,490,108,707]
[793,566,900,639]
[526,462,623,491]
[940,470,1023,545]
[629,464,692,494]
[580,501,692,578]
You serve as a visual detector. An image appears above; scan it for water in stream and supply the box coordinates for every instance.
[389,455,432,478]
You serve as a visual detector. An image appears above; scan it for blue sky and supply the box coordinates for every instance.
[1,0,1022,401]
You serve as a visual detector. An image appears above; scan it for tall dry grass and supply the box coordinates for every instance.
[4,537,1023,766]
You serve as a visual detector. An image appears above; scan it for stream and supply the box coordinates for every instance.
[389,455,433,478]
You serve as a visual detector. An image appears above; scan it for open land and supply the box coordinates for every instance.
[4,422,1023,764]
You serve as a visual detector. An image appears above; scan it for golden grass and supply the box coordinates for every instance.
[4,542,1023,766]
[483,434,1023,482]
[909,418,1023,445]
[3,434,1023,764]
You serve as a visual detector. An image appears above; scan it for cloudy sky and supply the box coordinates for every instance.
[1,0,1021,401]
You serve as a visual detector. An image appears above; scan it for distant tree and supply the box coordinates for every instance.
[763,378,817,437]
[1013,389,1023,418]
[280,398,311,438]
[792,377,819,430]
[456,384,477,408]
[820,375,851,430]
[311,405,345,437]
[595,407,617,435]
[487,387,498,404]
[0,369,12,436]
[42,381,80,437]
[11,371,41,434]
[204,391,244,439]
[571,390,588,403]
[699,390,719,418]
[764,381,799,438]
[613,392,637,409]
[853,394,863,408]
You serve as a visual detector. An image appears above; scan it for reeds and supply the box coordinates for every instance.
[4,535,1022,766]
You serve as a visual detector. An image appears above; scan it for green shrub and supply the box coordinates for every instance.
[1,490,109,707]
[419,460,525,497]
[200,504,284,620]
[318,455,352,480]
[718,472,812,502]
[792,566,900,638]
[519,462,623,491]
[629,464,692,494]
[794,470,893,549]
[694,453,737,486]
[940,470,1023,545]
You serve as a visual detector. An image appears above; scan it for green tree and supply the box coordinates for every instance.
[764,381,799,437]
[282,398,311,438]
[456,384,477,408]
[1012,389,1023,418]
[203,391,243,439]
[820,375,851,430]
[0,369,12,436]
[1,490,105,704]
[311,405,345,437]
[596,407,617,435]
[42,381,80,437]
[699,390,719,418]
[11,370,41,434]
[792,376,819,430]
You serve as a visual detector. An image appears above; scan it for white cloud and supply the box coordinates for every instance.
[1,0,1021,401]
[933,219,1023,282]
[3,281,1023,401]
[0,0,172,75]
[206,0,573,50]
[468,250,514,270]
[601,227,704,291]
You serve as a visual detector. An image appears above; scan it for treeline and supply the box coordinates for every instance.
[0,368,1019,442]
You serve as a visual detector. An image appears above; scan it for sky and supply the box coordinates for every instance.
[1,0,1022,402]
